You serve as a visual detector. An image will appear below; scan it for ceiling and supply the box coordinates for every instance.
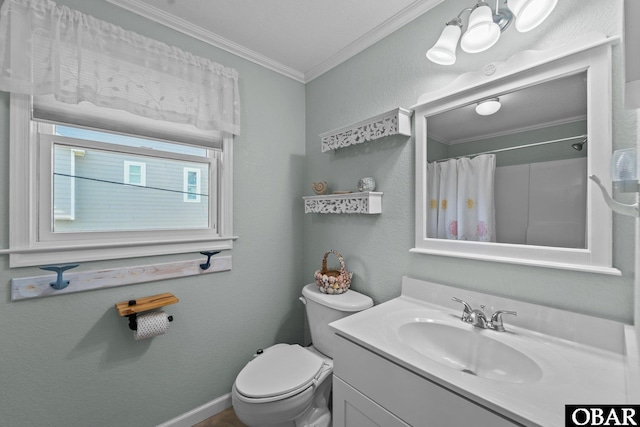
[106,0,445,83]
[427,72,588,144]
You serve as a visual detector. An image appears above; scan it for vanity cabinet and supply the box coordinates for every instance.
[333,377,409,427]
[332,335,522,427]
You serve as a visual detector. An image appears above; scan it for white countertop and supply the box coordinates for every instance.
[330,277,636,427]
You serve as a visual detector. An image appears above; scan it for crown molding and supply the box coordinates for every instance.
[106,0,444,83]
[304,0,445,82]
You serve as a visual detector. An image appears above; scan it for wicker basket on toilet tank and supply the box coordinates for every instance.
[314,250,352,294]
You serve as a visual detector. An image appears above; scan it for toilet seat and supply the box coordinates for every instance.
[234,345,328,403]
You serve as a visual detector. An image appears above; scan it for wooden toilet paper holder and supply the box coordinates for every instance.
[115,293,178,331]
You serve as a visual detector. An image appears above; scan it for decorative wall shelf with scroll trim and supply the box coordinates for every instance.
[320,108,412,152]
[304,192,382,214]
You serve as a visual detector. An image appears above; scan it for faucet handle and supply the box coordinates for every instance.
[490,310,517,332]
[452,297,473,321]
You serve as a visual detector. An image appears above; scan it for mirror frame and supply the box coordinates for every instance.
[411,34,621,275]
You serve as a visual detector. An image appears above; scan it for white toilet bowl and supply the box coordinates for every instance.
[231,284,373,427]
[232,344,333,427]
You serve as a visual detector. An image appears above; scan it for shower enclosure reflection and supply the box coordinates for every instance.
[426,72,588,249]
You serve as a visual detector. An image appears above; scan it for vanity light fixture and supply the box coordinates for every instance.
[427,0,558,65]
[475,98,501,115]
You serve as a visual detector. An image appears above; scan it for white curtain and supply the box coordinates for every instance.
[0,0,241,135]
[427,154,496,241]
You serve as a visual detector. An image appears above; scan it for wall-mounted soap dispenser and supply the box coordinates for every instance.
[611,148,639,192]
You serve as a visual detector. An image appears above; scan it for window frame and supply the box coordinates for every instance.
[9,94,236,267]
[52,147,78,221]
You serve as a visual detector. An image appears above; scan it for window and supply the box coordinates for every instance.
[124,161,147,187]
[47,125,212,233]
[183,168,202,203]
[9,95,234,267]
[2,0,239,268]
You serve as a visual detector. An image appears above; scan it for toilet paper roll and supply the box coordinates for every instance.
[134,311,170,340]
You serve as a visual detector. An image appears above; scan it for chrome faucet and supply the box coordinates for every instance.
[452,297,517,332]
[467,307,488,328]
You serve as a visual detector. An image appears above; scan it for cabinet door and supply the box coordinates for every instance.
[333,377,410,427]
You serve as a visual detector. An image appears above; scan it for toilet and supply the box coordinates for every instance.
[231,283,373,427]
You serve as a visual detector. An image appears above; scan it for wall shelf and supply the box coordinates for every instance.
[115,293,179,317]
[320,108,412,152]
[303,192,382,214]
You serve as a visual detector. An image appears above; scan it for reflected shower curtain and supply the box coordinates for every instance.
[427,154,496,241]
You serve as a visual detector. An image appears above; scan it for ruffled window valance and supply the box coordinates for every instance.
[0,0,241,135]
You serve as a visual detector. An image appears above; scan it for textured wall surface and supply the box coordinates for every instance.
[0,1,306,426]
[304,0,637,321]
[0,0,637,426]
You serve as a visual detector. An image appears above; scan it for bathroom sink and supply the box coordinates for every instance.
[397,321,543,384]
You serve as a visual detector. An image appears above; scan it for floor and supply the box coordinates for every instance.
[192,407,247,427]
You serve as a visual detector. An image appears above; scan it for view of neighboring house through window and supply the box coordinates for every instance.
[50,125,212,233]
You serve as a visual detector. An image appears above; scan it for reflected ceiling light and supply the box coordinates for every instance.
[427,0,557,65]
[475,98,501,115]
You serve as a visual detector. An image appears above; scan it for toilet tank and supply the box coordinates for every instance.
[301,283,373,358]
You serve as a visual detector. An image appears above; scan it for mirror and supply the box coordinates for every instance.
[427,72,588,249]
[411,35,620,275]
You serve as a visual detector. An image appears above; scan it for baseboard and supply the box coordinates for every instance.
[156,393,232,427]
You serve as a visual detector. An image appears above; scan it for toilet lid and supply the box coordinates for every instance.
[235,345,324,399]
